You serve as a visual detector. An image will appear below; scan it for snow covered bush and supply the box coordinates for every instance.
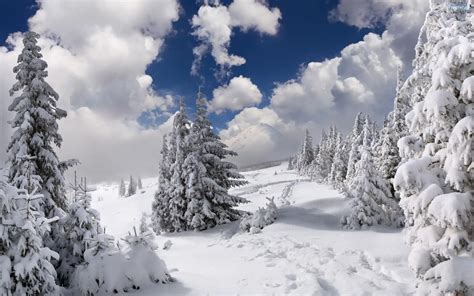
[240,197,277,233]
[72,228,171,295]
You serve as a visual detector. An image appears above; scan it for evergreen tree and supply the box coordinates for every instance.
[137,177,143,190]
[119,178,126,197]
[127,175,137,197]
[342,119,402,229]
[56,185,102,286]
[296,130,314,174]
[10,187,60,295]
[328,131,348,190]
[394,2,474,294]
[344,113,365,185]
[183,97,248,231]
[311,129,331,181]
[166,100,191,232]
[152,135,172,233]
[7,31,74,216]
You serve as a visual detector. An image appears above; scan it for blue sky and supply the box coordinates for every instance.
[0,0,429,181]
[1,0,375,129]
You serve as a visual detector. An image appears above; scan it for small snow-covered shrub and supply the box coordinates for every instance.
[240,197,277,233]
[72,230,171,295]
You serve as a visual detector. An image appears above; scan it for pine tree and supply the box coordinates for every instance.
[166,100,191,232]
[0,176,17,295]
[56,183,102,286]
[10,187,60,295]
[127,175,137,197]
[394,2,474,294]
[342,118,402,229]
[328,131,348,190]
[152,135,172,233]
[183,97,248,231]
[296,130,314,174]
[119,178,126,197]
[344,113,364,185]
[137,177,143,190]
[7,31,74,216]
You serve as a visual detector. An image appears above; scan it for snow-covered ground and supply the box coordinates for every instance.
[91,162,415,295]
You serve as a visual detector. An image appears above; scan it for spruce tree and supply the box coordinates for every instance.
[296,130,314,175]
[119,178,126,197]
[137,177,143,190]
[7,31,74,216]
[56,185,102,286]
[152,135,172,233]
[394,2,473,294]
[183,97,248,231]
[10,187,60,295]
[342,118,402,229]
[166,100,191,232]
[344,113,364,185]
[127,175,137,197]
[328,131,348,190]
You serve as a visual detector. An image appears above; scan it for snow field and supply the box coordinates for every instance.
[91,162,415,295]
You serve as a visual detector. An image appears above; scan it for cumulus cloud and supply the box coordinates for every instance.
[0,0,180,182]
[191,0,281,74]
[222,0,430,165]
[209,75,262,113]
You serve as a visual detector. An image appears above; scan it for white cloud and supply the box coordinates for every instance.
[191,0,281,74]
[222,0,429,165]
[0,0,180,181]
[228,0,281,35]
[209,75,262,113]
[220,107,301,166]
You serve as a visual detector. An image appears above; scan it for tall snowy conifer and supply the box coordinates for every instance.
[166,100,191,232]
[183,97,247,231]
[394,1,474,294]
[345,113,365,185]
[7,32,73,216]
[152,135,172,233]
[342,118,402,229]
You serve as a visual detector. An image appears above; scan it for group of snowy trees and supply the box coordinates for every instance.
[0,32,169,295]
[152,97,248,233]
[291,109,405,229]
[291,1,473,294]
[393,1,473,294]
[119,175,143,197]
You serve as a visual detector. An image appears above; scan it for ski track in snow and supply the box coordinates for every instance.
[91,162,415,295]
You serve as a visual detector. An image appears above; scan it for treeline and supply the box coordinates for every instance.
[290,2,474,294]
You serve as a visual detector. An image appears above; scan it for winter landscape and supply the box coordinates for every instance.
[0,0,473,295]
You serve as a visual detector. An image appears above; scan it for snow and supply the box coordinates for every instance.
[90,162,415,295]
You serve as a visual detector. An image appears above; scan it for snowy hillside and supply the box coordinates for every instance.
[91,162,415,295]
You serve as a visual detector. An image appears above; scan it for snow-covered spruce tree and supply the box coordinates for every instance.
[56,185,102,286]
[10,187,60,295]
[328,131,348,190]
[296,129,314,175]
[122,227,171,286]
[0,175,16,294]
[152,134,173,233]
[344,113,365,186]
[394,2,474,294]
[127,175,137,197]
[8,31,74,215]
[342,118,403,229]
[311,129,332,181]
[119,178,126,197]
[183,97,248,231]
[166,100,191,232]
[137,177,143,190]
